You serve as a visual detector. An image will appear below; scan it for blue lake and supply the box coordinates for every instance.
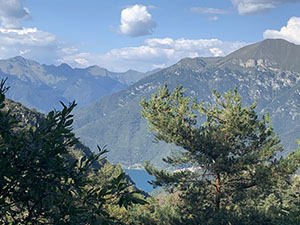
[124,169,156,193]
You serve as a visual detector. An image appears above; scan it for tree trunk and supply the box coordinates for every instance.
[215,173,221,211]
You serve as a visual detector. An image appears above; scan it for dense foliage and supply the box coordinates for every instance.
[1,76,300,224]
[140,85,300,224]
[0,79,146,224]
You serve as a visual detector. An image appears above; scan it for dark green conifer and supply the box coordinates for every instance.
[141,85,300,223]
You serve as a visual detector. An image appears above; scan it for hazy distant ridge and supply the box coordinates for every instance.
[0,56,154,112]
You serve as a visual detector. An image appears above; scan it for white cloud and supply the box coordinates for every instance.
[189,7,225,21]
[61,38,246,72]
[263,17,300,44]
[0,26,76,64]
[209,48,223,56]
[0,2,245,73]
[0,0,31,28]
[119,5,157,37]
[0,27,55,46]
[190,7,228,14]
[0,1,66,63]
[209,16,219,21]
[0,25,246,73]
[232,0,300,15]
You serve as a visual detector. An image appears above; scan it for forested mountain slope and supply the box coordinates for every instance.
[73,39,300,168]
[3,96,139,185]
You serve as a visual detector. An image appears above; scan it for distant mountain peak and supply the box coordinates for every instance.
[227,38,298,58]
[88,65,109,77]
[7,56,39,66]
[261,38,295,45]
[223,38,300,72]
[12,55,25,60]
[58,63,72,69]
[125,69,140,73]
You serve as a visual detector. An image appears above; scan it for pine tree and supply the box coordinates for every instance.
[141,85,300,223]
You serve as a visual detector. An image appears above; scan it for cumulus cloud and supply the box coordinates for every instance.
[0,0,31,28]
[0,2,245,73]
[232,0,300,15]
[0,24,246,72]
[119,4,157,37]
[263,17,300,44]
[0,26,78,64]
[190,7,228,14]
[0,0,80,64]
[61,38,246,72]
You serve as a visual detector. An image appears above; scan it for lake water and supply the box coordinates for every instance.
[124,169,156,193]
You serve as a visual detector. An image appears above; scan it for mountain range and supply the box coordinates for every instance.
[72,39,300,169]
[1,38,299,169]
[0,56,155,112]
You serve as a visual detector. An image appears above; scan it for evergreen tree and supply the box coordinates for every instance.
[0,79,146,224]
[141,85,300,223]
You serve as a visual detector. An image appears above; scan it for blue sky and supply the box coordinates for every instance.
[0,0,300,72]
